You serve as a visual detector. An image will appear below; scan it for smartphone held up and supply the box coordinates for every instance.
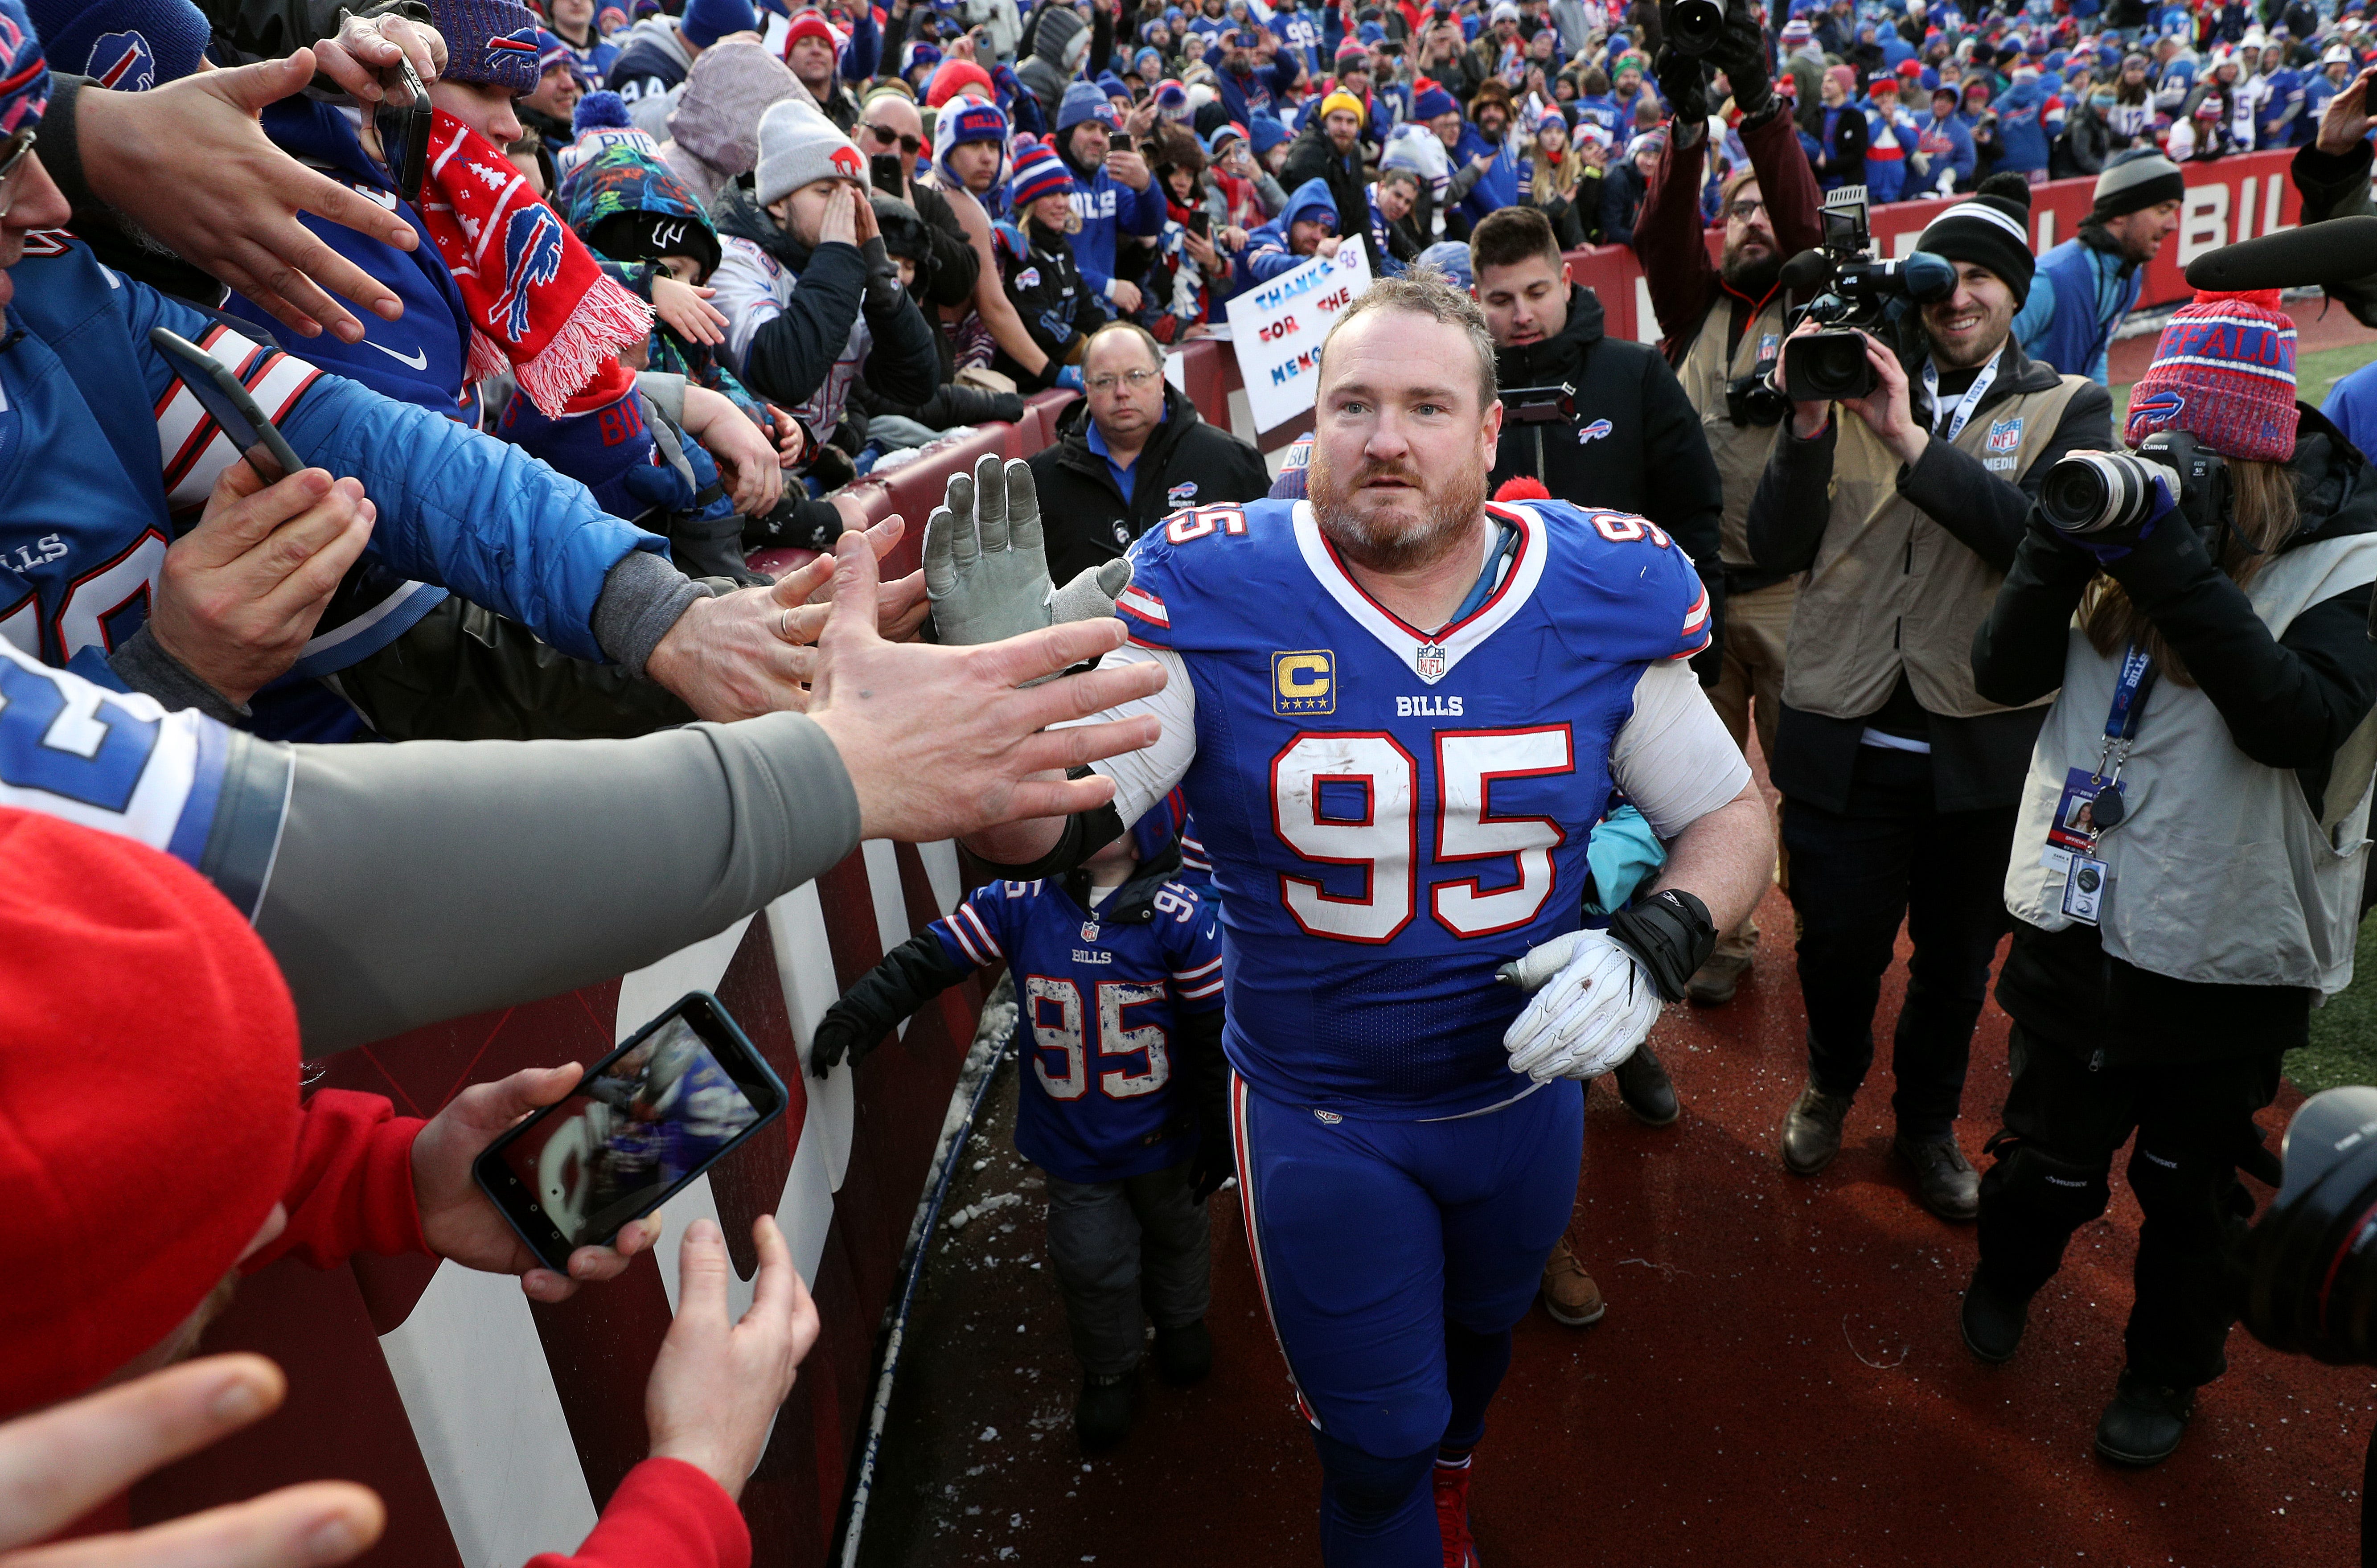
[473,993,788,1273]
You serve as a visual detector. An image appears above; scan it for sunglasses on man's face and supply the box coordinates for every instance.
[864,121,924,154]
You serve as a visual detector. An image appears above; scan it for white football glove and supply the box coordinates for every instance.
[1498,928,1666,1083]
[923,453,1134,664]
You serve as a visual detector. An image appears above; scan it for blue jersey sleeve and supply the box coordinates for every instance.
[1523,501,1713,667]
[0,641,290,918]
[929,879,1026,970]
[126,285,670,666]
[1154,881,1225,1014]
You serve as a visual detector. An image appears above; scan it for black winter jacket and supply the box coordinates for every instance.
[710,184,942,417]
[1280,123,1378,270]
[1488,285,1726,673]
[1026,384,1273,584]
[1974,407,2377,1060]
[993,221,1110,391]
[1748,332,2115,813]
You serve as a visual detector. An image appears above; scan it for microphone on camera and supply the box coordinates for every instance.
[2182,216,2377,292]
[1779,247,1832,295]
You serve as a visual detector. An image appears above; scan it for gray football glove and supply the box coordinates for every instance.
[924,455,1133,661]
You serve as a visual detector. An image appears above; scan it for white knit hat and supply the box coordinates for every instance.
[755,98,865,208]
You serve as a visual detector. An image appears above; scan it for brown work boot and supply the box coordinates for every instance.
[1894,1132,1981,1222]
[1539,1237,1607,1326]
[1780,1080,1853,1175]
[1687,949,1753,1006]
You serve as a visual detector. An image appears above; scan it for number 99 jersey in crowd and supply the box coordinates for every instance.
[1100,497,1738,1119]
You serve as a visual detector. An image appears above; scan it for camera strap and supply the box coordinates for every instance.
[1921,349,2002,442]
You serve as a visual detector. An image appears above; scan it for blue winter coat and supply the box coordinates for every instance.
[1062,150,1167,300]
[2016,234,2141,385]
[1240,176,1339,281]
[1453,123,1518,229]
[1993,77,2057,172]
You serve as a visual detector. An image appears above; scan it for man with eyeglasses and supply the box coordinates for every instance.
[1633,0,1824,1007]
[854,86,980,316]
[1024,321,1268,584]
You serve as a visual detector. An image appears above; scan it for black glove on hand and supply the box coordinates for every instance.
[1188,1125,1235,1201]
[811,1002,887,1078]
[1708,0,1773,116]
[1654,45,1710,126]
[1607,887,1719,1003]
[859,234,906,315]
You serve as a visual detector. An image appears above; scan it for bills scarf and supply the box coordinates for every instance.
[418,111,651,416]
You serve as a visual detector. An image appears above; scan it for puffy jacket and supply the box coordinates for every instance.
[1024,384,1272,583]
[1015,4,1086,127]
[1240,177,1339,281]
[709,184,941,438]
[3,239,668,703]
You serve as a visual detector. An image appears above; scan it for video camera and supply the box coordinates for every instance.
[2037,431,2231,550]
[1779,187,1958,404]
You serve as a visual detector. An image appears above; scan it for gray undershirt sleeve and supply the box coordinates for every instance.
[593,550,711,677]
[255,713,860,1054]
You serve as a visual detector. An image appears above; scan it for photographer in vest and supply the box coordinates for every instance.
[1747,179,2111,1223]
[1963,291,2377,1469]
[1634,0,1827,1008]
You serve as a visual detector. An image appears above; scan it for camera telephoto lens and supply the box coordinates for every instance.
[2244,1086,2377,1367]
[1781,328,1875,403]
[2039,450,2156,537]
[1663,0,1725,53]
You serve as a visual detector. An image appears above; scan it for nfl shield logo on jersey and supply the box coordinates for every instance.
[1080,921,1100,943]
[1416,641,1448,682]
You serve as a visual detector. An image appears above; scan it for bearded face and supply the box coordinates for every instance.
[1306,417,1490,574]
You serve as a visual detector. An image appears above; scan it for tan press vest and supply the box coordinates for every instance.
[1782,370,2088,722]
[1676,292,1793,568]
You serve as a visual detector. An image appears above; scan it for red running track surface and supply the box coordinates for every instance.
[861,815,2372,1568]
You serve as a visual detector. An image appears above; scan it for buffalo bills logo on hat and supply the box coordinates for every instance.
[493,205,567,342]
[830,144,865,179]
[2132,387,2186,424]
[1577,418,1613,444]
[489,26,542,52]
[86,31,156,91]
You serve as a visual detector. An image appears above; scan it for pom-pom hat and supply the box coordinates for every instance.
[1010,138,1072,209]
[2124,289,2299,461]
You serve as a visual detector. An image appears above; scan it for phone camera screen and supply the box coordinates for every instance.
[498,1014,769,1251]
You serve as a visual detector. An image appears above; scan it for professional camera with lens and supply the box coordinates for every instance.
[2036,431,2231,549]
[1660,0,1726,54]
[1779,188,1958,404]
[1725,356,1788,427]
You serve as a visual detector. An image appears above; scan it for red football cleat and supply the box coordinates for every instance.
[1433,1458,1480,1568]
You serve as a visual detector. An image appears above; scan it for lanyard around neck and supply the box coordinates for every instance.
[1921,345,2003,443]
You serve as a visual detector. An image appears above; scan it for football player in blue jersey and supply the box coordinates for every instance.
[810,811,1230,1452]
[930,271,1774,1568]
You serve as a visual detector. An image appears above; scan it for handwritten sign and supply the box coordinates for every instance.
[1223,240,1372,434]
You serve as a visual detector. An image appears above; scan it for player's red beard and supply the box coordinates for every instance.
[1307,447,1488,575]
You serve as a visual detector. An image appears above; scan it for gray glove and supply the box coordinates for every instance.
[923,454,1133,665]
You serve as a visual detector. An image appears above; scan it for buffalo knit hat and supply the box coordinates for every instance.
[0,0,51,134]
[681,0,755,48]
[2124,289,2299,460]
[933,95,1008,186]
[0,808,303,1418]
[1915,171,2037,305]
[1011,137,1072,208]
[755,96,865,205]
[430,0,545,91]
[1058,78,1116,131]
[2089,147,2185,222]
[24,0,206,88]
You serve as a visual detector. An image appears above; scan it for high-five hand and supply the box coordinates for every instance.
[923,454,1133,659]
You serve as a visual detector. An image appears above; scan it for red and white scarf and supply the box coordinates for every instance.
[417,111,650,416]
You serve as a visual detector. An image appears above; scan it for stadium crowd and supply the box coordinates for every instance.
[3,0,2377,1556]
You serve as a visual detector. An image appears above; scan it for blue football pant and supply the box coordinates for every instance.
[1232,1073,1585,1567]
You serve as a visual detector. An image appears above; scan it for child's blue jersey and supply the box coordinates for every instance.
[929,874,1224,1184]
[1113,497,1710,1118]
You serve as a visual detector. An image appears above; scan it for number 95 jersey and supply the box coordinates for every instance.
[1103,497,1731,1119]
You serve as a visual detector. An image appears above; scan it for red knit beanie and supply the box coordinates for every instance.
[0,809,300,1418]
[2124,289,2300,462]
[924,57,995,108]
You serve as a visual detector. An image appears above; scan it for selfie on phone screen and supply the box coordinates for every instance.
[500,1016,767,1248]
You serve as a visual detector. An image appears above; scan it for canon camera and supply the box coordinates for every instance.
[1780,188,1958,403]
[2036,431,2230,549]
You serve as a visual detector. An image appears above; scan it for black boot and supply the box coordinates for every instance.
[1613,1043,1680,1126]
[1076,1369,1140,1453]
[1154,1319,1213,1386]
[2094,1370,2194,1467]
[1958,1269,2032,1364]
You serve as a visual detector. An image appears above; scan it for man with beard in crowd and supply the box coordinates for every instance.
[1634,1,1825,1008]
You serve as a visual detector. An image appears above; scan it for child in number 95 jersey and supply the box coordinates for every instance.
[808,808,1229,1453]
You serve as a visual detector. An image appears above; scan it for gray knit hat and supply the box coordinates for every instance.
[755,98,865,207]
[2090,149,2186,223]
[666,40,807,190]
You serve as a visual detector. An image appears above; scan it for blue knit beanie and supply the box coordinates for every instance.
[1057,78,1114,130]
[1249,111,1289,152]
[681,0,754,49]
[1413,84,1457,119]
[429,0,545,92]
[23,0,202,88]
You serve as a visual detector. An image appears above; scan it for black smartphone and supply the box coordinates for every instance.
[374,53,431,205]
[870,151,907,193]
[1185,209,1209,238]
[472,992,788,1273]
[149,327,305,485]
[1108,129,1133,153]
